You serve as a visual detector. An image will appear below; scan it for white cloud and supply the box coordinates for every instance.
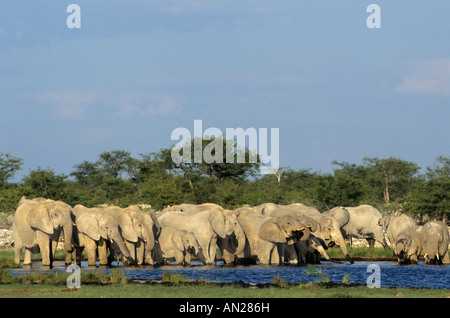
[394,59,450,95]
[115,97,182,117]
[37,90,101,119]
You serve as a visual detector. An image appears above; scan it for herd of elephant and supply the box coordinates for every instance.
[12,197,450,268]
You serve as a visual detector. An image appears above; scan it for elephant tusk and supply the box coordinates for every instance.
[436,254,440,260]
[297,227,304,231]
[424,253,428,259]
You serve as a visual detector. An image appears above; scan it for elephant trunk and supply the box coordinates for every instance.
[184,250,192,265]
[233,226,246,256]
[424,247,440,264]
[297,226,310,242]
[63,219,74,253]
[111,230,135,265]
[142,226,155,251]
[335,233,353,264]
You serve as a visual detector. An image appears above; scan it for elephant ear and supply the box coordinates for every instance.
[77,213,101,241]
[116,213,138,243]
[210,212,227,238]
[149,213,161,237]
[305,217,319,232]
[172,230,185,252]
[258,219,286,243]
[26,203,54,235]
[329,207,350,228]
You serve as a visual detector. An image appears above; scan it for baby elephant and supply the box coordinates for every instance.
[155,228,200,266]
[394,228,422,264]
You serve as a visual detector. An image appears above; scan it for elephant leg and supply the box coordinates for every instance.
[51,239,59,263]
[51,229,61,261]
[222,249,235,264]
[442,251,450,264]
[288,244,299,265]
[36,232,52,267]
[184,252,192,266]
[75,247,83,265]
[65,250,73,265]
[276,244,285,265]
[174,249,185,265]
[208,237,218,265]
[367,238,375,249]
[24,249,32,265]
[14,240,23,265]
[84,238,98,266]
[98,238,108,266]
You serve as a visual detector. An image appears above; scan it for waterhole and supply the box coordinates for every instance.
[12,260,449,289]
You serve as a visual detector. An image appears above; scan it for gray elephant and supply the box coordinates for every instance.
[251,203,280,216]
[157,210,230,264]
[379,214,416,248]
[237,214,310,265]
[295,235,332,264]
[213,210,246,264]
[271,206,354,264]
[155,227,200,265]
[70,207,134,266]
[13,198,73,267]
[421,220,449,265]
[103,205,160,265]
[393,228,423,264]
[162,204,246,265]
[332,205,388,248]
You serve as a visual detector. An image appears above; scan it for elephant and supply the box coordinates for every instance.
[268,207,332,264]
[421,220,449,265]
[154,227,200,265]
[211,210,246,264]
[251,203,279,216]
[103,205,161,265]
[161,203,224,214]
[295,235,332,264]
[335,205,388,248]
[270,206,354,264]
[237,214,310,265]
[393,228,423,264]
[71,207,134,266]
[157,210,231,264]
[379,214,416,248]
[13,198,74,267]
[161,204,246,264]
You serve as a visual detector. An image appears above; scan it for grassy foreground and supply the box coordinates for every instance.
[0,269,448,298]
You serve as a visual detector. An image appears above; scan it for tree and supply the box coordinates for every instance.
[405,156,450,222]
[0,153,23,187]
[425,156,450,179]
[97,150,138,179]
[363,157,420,204]
[22,167,68,199]
[71,160,102,186]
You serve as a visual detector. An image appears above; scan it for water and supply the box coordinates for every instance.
[12,261,450,289]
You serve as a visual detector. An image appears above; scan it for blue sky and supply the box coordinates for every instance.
[1,1,449,181]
